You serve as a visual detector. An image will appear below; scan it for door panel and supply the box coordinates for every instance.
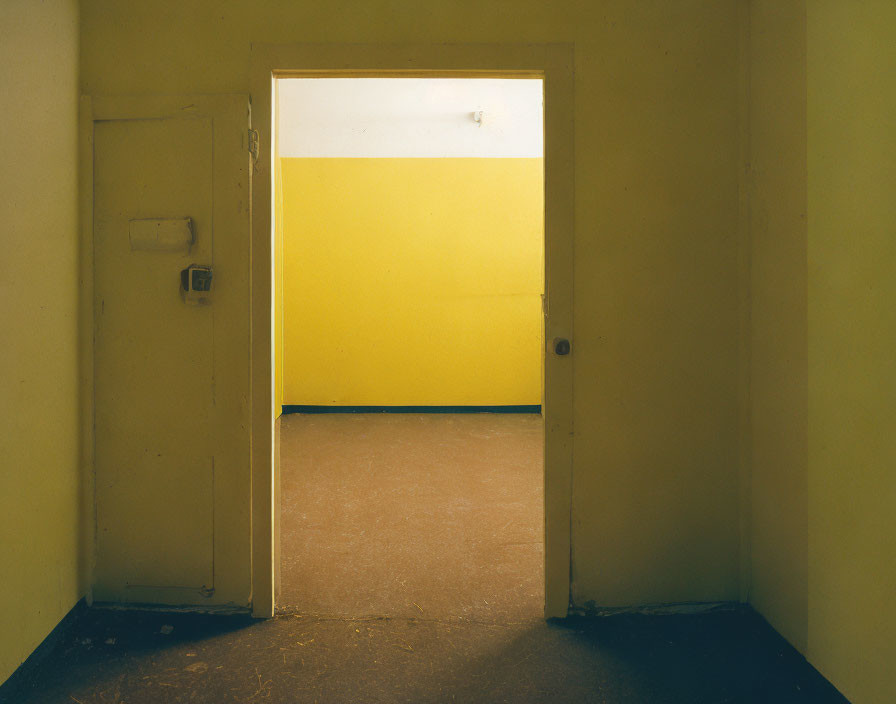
[92,97,250,606]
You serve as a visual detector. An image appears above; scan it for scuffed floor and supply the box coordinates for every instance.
[0,607,848,703]
[0,414,848,703]
[278,413,544,623]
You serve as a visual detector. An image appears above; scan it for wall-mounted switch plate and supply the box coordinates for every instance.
[181,264,213,305]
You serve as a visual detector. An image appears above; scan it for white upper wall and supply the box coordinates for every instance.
[277,78,543,158]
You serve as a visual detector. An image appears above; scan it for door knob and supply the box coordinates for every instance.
[554,338,571,356]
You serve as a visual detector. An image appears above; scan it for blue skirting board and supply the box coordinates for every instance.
[281,405,541,414]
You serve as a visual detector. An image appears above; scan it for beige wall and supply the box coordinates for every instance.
[747,0,808,653]
[80,0,743,609]
[567,4,741,606]
[0,0,82,684]
[807,2,896,702]
[749,2,896,701]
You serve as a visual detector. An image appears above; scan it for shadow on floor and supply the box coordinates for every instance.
[1,607,848,704]
[3,416,848,702]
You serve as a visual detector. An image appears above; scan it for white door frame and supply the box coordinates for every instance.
[249,43,575,618]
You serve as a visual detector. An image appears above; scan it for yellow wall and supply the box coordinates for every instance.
[807,2,896,702]
[0,0,82,684]
[748,0,808,654]
[80,0,744,609]
[280,157,543,406]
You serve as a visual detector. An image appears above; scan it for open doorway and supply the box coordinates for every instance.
[249,46,574,621]
[272,77,545,619]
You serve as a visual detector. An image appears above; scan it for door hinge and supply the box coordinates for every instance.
[248,128,260,163]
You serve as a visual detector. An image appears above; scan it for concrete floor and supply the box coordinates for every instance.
[278,413,544,623]
[1,414,848,703]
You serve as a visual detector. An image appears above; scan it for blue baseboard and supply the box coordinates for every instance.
[281,404,542,415]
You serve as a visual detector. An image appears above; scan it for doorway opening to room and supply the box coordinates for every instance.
[268,71,554,621]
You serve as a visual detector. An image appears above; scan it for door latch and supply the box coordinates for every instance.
[248,128,260,164]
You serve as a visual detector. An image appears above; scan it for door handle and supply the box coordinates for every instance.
[553,338,571,356]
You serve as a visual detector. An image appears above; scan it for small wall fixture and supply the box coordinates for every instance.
[129,217,193,252]
[472,110,484,127]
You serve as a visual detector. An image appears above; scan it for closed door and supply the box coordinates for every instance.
[92,96,250,606]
